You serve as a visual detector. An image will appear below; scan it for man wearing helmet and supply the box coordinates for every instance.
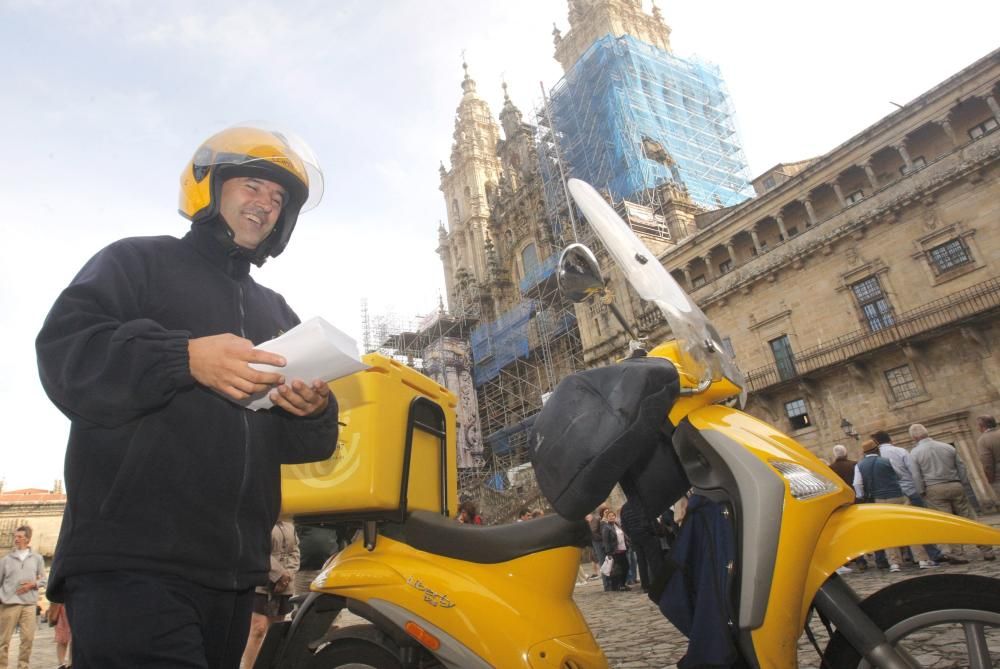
[35,124,339,669]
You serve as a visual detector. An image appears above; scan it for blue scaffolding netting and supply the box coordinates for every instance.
[470,301,532,386]
[544,34,753,209]
[469,283,578,387]
[519,252,558,294]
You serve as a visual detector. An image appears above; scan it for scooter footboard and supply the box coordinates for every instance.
[804,503,1000,602]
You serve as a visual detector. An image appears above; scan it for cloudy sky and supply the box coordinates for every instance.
[2,0,998,490]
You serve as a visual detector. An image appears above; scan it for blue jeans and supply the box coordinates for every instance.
[592,540,611,591]
[907,494,944,561]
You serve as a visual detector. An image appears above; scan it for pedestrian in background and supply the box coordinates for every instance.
[589,505,611,590]
[294,523,340,596]
[47,601,72,669]
[871,430,945,564]
[601,510,630,592]
[828,445,868,573]
[976,415,1000,506]
[828,444,857,485]
[242,520,300,668]
[853,439,937,572]
[620,499,665,594]
[456,501,483,525]
[0,525,46,669]
[909,423,995,561]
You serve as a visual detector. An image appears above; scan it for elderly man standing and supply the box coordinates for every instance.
[977,415,1000,507]
[853,440,936,572]
[870,430,946,564]
[0,526,46,669]
[909,424,995,561]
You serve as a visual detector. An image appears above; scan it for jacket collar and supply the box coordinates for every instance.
[183,220,252,280]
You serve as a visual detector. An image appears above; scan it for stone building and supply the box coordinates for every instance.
[436,63,585,494]
[0,485,66,558]
[576,49,1000,508]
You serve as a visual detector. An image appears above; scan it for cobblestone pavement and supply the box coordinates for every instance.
[574,511,1000,669]
[14,513,1000,668]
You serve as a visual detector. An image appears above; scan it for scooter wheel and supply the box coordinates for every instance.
[822,573,1000,667]
[308,640,402,669]
[307,624,403,669]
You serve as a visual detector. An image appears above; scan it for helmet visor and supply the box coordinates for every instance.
[194,122,324,212]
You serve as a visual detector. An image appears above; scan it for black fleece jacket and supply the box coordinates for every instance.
[36,223,338,599]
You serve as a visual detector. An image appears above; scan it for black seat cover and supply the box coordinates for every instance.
[382,510,589,564]
[529,356,688,520]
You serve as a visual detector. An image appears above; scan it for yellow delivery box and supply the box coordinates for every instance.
[281,352,458,521]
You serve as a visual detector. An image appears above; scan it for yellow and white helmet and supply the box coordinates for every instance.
[179,122,323,262]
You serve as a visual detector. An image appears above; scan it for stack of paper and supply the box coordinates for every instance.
[239,317,369,411]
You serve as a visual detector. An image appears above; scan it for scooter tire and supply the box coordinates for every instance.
[822,573,1000,667]
[307,624,403,669]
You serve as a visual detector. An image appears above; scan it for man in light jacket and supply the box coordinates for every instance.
[909,423,995,561]
[0,526,47,669]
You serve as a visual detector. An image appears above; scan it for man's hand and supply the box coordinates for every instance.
[273,574,292,594]
[15,580,36,595]
[189,334,286,400]
[269,379,331,417]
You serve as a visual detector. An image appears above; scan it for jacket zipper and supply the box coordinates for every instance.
[234,281,251,589]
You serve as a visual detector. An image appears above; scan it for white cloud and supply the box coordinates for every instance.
[3,0,999,490]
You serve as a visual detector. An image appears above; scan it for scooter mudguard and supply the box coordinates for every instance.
[803,502,1000,618]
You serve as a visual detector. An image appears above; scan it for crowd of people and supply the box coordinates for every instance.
[582,501,681,594]
[828,419,999,574]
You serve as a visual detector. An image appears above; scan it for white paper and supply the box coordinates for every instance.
[238,317,369,411]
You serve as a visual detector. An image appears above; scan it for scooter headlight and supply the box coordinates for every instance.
[769,461,839,500]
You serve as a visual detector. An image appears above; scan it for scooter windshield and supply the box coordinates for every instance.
[567,179,745,397]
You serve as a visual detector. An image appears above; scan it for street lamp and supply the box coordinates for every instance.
[840,418,860,441]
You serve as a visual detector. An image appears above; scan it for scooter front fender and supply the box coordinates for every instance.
[803,503,1000,615]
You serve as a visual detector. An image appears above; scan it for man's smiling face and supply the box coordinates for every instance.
[218,176,287,249]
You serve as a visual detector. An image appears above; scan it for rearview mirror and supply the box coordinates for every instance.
[558,243,604,303]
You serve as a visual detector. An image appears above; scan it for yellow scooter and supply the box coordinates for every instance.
[257,179,1000,669]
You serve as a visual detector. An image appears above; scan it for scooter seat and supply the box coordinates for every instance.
[386,510,590,564]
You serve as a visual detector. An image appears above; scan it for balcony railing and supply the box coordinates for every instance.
[746,276,1000,393]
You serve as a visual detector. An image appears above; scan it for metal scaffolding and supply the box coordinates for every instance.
[545,34,753,210]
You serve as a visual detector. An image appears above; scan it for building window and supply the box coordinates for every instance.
[692,274,706,288]
[851,276,894,332]
[885,365,921,402]
[721,336,736,360]
[762,176,776,190]
[845,189,865,205]
[521,242,539,279]
[927,238,972,274]
[784,398,810,430]
[769,335,797,381]
[899,155,927,176]
[968,117,999,140]
[719,259,733,274]
[787,226,798,237]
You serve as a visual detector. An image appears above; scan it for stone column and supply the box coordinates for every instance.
[832,183,847,208]
[750,229,763,255]
[682,265,694,290]
[802,198,818,227]
[863,160,880,191]
[774,213,789,240]
[986,94,1000,125]
[726,241,738,267]
[895,142,914,172]
[937,116,960,147]
[702,255,715,280]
